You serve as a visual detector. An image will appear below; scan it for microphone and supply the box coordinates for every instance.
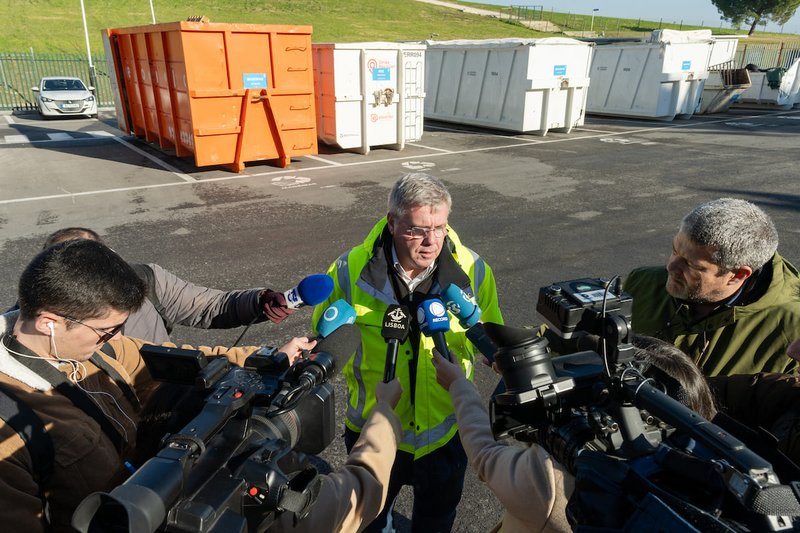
[441,283,497,363]
[294,323,361,391]
[418,297,452,361]
[284,274,335,310]
[316,299,357,338]
[381,305,411,382]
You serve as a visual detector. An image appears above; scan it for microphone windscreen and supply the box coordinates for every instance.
[441,283,481,328]
[312,323,361,369]
[298,274,335,306]
[417,298,450,335]
[381,304,411,342]
[317,299,357,337]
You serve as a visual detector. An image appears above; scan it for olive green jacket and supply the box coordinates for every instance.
[624,253,800,376]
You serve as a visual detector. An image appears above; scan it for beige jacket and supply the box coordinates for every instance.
[449,378,574,533]
[274,401,402,532]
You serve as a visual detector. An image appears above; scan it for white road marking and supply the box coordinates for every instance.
[408,142,453,153]
[1,109,798,205]
[4,135,27,144]
[47,132,73,141]
[110,136,196,183]
[304,154,342,166]
[4,115,15,125]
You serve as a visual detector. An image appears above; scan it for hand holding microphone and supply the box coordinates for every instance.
[441,283,497,363]
[418,297,452,362]
[381,305,410,382]
[261,274,335,324]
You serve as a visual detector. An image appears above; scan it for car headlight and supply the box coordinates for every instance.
[85,95,95,102]
[41,96,53,102]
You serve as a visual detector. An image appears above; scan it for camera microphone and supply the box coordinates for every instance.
[284,274,335,310]
[441,283,497,363]
[418,297,452,361]
[316,299,357,338]
[295,323,361,391]
[381,304,410,382]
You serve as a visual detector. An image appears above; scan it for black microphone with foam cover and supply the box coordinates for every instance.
[295,323,361,391]
[381,305,410,383]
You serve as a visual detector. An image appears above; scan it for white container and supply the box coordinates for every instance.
[733,58,800,110]
[586,30,713,121]
[312,42,426,154]
[424,38,593,135]
[697,69,751,114]
[707,35,743,67]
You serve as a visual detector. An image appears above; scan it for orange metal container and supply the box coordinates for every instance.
[104,19,317,171]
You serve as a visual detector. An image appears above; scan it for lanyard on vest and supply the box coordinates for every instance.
[2,335,126,451]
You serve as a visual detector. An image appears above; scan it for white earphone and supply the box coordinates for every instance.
[47,321,55,336]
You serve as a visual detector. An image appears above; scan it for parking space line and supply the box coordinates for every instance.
[304,154,342,166]
[87,130,116,137]
[408,143,453,153]
[4,115,15,125]
[576,127,619,134]
[47,132,73,141]
[2,108,797,206]
[4,135,27,144]
[425,123,536,142]
[111,137,196,183]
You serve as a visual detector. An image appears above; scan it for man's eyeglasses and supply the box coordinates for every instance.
[63,316,126,344]
[403,225,448,239]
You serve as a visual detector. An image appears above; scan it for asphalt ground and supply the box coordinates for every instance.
[1,106,800,531]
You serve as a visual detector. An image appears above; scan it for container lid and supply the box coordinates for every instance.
[425,37,590,48]
[648,29,713,44]
[313,41,427,50]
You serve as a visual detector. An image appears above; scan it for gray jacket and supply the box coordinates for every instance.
[125,263,264,344]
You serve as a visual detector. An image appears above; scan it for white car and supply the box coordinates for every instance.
[32,76,97,119]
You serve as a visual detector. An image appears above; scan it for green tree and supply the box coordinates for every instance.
[712,0,800,35]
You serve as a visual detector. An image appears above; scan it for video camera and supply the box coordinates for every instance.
[488,278,800,532]
[72,324,359,533]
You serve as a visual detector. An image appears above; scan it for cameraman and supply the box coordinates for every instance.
[0,240,316,532]
[430,336,717,532]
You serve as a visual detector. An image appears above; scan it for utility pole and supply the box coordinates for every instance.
[79,0,97,93]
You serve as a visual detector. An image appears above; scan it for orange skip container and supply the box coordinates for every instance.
[103,18,317,171]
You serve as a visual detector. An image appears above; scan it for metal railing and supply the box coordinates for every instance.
[0,51,114,111]
[735,42,800,69]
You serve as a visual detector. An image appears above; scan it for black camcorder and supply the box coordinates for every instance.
[488,278,800,532]
[72,325,360,533]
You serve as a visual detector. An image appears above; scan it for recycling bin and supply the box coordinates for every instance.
[104,18,317,172]
[424,38,593,135]
[313,42,426,154]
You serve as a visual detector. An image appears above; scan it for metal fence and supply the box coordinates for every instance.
[0,51,115,111]
[734,43,800,69]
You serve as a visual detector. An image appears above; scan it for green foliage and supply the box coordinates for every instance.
[711,0,800,34]
[0,0,548,53]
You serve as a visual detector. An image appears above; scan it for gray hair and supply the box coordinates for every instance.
[680,198,778,271]
[387,173,452,218]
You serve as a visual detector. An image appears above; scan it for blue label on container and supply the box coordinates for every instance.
[372,68,391,81]
[681,60,691,71]
[243,73,268,89]
[554,65,567,76]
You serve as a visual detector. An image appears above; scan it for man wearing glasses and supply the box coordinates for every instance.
[0,239,316,531]
[312,173,503,532]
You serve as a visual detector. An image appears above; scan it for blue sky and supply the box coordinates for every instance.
[478,0,800,34]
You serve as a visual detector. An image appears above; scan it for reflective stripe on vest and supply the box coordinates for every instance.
[346,341,368,428]
[401,414,458,451]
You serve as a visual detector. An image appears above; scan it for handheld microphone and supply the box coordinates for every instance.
[441,283,497,362]
[316,299,357,338]
[294,323,361,391]
[418,297,452,361]
[381,305,411,382]
[284,274,335,310]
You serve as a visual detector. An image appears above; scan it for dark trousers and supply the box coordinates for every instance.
[345,427,468,533]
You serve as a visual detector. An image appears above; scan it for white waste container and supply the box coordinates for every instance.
[733,58,800,110]
[697,68,751,114]
[586,30,713,120]
[313,42,426,155]
[424,38,593,135]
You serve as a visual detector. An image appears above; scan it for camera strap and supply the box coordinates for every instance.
[94,344,141,409]
[3,336,125,451]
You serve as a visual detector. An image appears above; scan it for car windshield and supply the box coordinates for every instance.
[43,79,86,91]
